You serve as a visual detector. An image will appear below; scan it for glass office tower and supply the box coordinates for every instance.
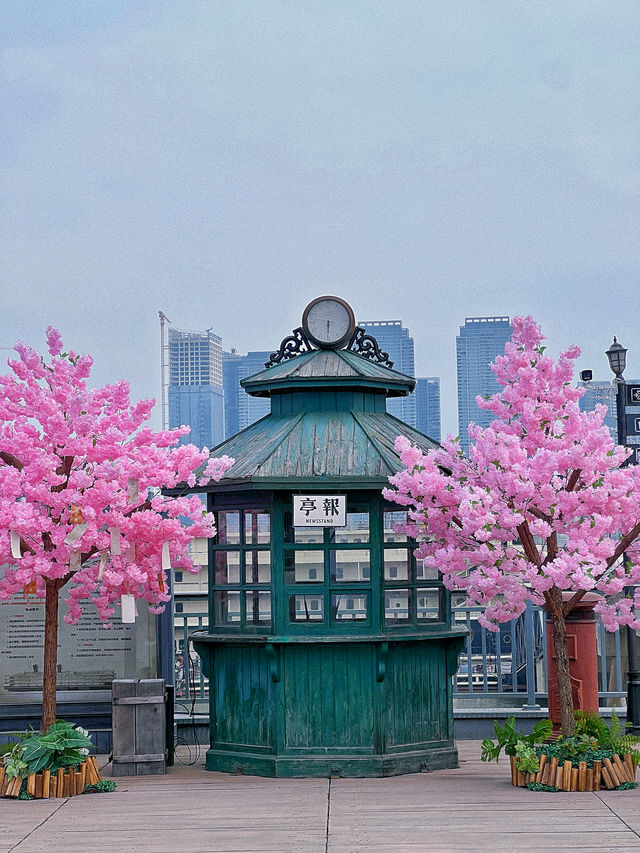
[415,377,441,442]
[168,327,224,450]
[222,349,271,438]
[358,320,416,426]
[456,317,512,455]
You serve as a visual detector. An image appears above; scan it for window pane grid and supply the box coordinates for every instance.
[211,509,272,629]
[382,539,444,627]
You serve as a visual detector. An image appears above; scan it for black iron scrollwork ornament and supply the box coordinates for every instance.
[265,327,314,367]
[346,327,394,368]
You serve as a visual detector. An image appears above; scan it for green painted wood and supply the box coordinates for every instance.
[242,349,415,398]
[194,633,464,777]
[281,644,375,752]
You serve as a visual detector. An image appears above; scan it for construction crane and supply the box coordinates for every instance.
[159,311,172,431]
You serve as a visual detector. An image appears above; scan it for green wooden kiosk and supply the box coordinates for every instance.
[191,297,465,777]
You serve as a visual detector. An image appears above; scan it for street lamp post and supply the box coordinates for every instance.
[605,337,640,733]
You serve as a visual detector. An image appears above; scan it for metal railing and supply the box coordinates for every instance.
[452,598,627,706]
[172,598,628,708]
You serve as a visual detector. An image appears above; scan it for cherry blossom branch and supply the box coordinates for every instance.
[516,520,542,565]
[0,451,23,471]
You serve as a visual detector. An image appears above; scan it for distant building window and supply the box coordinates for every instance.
[309,569,317,580]
[175,602,184,613]
[174,571,183,583]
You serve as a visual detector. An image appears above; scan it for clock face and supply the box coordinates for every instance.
[302,297,355,348]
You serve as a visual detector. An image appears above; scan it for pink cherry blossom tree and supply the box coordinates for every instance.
[0,328,233,732]
[384,316,640,736]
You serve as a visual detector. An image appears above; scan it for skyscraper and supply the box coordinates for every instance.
[167,327,224,450]
[578,380,618,442]
[222,349,271,438]
[415,377,441,442]
[456,316,512,455]
[358,320,416,426]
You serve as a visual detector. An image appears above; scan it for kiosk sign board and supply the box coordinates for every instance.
[293,495,346,527]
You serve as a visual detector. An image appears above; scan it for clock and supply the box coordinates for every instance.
[302,296,356,349]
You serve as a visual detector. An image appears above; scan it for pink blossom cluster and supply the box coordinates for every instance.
[384,316,640,631]
[0,328,233,624]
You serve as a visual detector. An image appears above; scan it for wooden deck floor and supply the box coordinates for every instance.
[2,742,640,852]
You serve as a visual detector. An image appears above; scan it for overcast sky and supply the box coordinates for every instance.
[2,1,639,437]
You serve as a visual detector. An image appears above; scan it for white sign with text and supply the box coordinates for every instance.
[293,495,346,527]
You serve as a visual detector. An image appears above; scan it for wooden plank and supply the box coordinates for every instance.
[593,759,602,790]
[113,697,165,705]
[535,753,546,783]
[55,768,64,797]
[555,765,564,789]
[613,754,630,782]
[88,755,101,784]
[27,773,36,797]
[135,680,166,776]
[35,773,43,798]
[624,753,635,780]
[42,769,50,798]
[113,753,165,763]
[112,679,137,776]
[603,757,622,787]
[601,765,615,789]
[570,768,578,791]
[562,760,572,791]
[586,767,594,791]
[578,761,586,791]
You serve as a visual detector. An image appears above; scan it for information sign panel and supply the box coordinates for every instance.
[625,414,640,437]
[627,385,640,405]
[0,590,156,704]
[293,495,346,527]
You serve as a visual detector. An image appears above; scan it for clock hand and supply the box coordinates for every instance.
[326,320,330,339]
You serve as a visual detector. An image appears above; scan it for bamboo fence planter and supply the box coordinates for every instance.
[510,753,638,791]
[0,756,102,799]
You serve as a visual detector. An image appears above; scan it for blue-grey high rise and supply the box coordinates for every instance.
[456,316,512,455]
[415,377,441,442]
[358,320,416,426]
[168,327,224,450]
[222,349,271,438]
[578,380,620,443]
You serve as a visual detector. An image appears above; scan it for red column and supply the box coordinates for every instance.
[545,594,600,732]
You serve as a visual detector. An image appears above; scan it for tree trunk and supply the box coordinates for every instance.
[42,578,60,733]
[549,586,575,737]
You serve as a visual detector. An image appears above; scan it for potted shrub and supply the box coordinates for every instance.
[482,711,640,792]
[0,720,114,799]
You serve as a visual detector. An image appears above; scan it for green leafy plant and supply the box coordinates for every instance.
[0,741,19,757]
[574,710,640,762]
[513,742,540,774]
[20,720,93,776]
[481,716,553,764]
[4,743,27,780]
[84,779,117,794]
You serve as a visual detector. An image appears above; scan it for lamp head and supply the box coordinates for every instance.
[606,337,627,378]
